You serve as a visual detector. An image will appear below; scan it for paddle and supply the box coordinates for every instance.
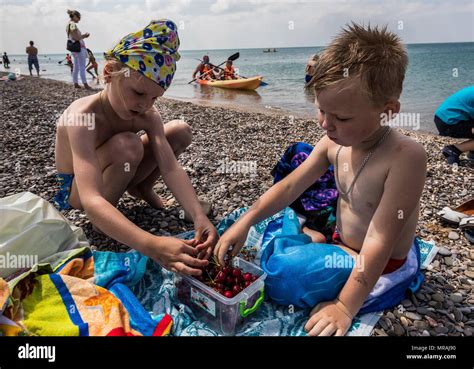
[194,57,268,86]
[188,52,240,84]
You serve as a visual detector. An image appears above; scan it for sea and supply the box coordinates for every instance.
[3,42,473,133]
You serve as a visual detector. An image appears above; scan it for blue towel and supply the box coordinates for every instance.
[260,207,423,313]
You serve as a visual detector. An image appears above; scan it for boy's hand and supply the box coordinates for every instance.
[214,222,250,266]
[304,299,354,336]
[147,236,209,276]
[193,216,219,260]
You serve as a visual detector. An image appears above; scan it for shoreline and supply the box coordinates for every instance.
[1,72,440,137]
[1,73,473,337]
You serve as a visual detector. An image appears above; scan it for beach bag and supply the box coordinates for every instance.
[0,192,87,279]
[67,39,81,52]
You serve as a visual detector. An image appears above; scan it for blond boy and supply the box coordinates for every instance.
[215,24,427,336]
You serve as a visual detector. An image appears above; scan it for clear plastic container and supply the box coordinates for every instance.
[174,257,266,336]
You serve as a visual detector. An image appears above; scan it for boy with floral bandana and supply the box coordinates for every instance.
[54,20,218,275]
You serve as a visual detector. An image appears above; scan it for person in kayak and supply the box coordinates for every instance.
[192,54,211,79]
[224,60,237,80]
[199,63,215,81]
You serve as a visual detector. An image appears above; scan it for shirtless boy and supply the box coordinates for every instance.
[214,23,427,336]
[54,20,218,276]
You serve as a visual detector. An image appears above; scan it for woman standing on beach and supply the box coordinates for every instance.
[66,9,91,90]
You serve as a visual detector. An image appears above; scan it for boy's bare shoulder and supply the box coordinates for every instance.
[389,130,426,164]
[63,93,99,115]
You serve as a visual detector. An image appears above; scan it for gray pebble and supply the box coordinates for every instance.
[448,231,459,240]
[438,247,452,256]
[449,292,463,303]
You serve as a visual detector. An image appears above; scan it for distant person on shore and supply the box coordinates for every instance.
[26,41,40,76]
[223,60,236,80]
[86,48,99,82]
[66,9,91,89]
[192,54,211,80]
[305,53,319,88]
[2,52,10,68]
[434,85,474,165]
[54,20,217,276]
[215,23,427,336]
[65,53,73,73]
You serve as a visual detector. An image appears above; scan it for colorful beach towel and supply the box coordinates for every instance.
[0,248,172,336]
[0,192,172,337]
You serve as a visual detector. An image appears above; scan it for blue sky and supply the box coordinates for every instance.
[0,0,473,54]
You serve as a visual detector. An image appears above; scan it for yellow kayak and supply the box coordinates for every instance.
[197,76,263,90]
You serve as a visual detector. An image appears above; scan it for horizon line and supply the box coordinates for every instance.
[2,40,473,55]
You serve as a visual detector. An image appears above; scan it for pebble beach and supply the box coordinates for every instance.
[1,74,473,336]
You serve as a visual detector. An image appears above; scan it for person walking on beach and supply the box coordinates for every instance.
[2,52,10,68]
[66,9,91,89]
[85,48,99,82]
[26,41,40,76]
[54,20,217,275]
[65,53,73,73]
[434,85,474,165]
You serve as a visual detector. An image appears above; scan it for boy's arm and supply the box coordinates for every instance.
[215,135,332,264]
[237,135,332,229]
[144,111,218,248]
[305,141,427,336]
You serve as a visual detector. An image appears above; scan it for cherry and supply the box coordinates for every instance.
[232,268,242,278]
[232,285,242,295]
[243,273,252,281]
[224,291,233,298]
[215,283,224,290]
[225,276,234,285]
[222,266,231,275]
[251,275,258,282]
[215,271,226,283]
[244,280,251,288]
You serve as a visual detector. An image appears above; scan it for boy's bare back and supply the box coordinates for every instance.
[55,93,162,176]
